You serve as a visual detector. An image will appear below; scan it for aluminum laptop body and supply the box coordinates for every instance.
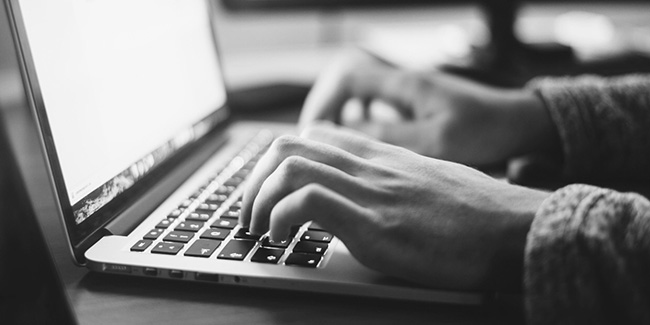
[5,0,482,304]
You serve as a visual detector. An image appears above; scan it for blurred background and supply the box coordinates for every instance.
[210,0,650,92]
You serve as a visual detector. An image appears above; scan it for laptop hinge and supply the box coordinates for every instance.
[104,130,230,236]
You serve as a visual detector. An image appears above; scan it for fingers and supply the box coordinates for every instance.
[345,120,434,155]
[300,121,383,159]
[298,51,422,129]
[240,135,365,229]
[305,119,439,158]
[249,156,365,235]
[268,183,371,244]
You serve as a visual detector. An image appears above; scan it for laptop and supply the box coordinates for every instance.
[6,0,482,304]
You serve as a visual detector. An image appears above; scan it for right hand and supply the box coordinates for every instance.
[299,50,559,167]
[240,123,548,291]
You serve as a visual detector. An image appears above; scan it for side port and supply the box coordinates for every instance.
[169,270,184,279]
[103,264,132,274]
[195,272,220,282]
[143,267,158,276]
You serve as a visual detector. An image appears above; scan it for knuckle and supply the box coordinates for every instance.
[270,135,301,153]
[299,123,320,140]
[277,155,309,177]
[297,183,325,210]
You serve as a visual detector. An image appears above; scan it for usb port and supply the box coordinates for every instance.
[195,272,220,282]
[169,270,184,279]
[143,267,158,276]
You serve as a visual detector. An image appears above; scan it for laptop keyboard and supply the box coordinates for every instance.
[130,131,332,268]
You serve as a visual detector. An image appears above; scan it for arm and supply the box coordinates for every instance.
[527,75,650,182]
[301,51,650,183]
[526,184,650,324]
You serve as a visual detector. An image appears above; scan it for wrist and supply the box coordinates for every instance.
[508,90,562,157]
[487,186,549,292]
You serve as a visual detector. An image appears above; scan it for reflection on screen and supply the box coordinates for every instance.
[19,0,227,224]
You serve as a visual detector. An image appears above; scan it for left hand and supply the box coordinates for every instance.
[240,123,549,291]
[299,50,559,167]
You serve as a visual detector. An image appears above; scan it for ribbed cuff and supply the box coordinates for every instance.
[525,183,650,324]
[526,76,598,180]
[526,74,650,182]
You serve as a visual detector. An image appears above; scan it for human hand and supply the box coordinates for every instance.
[299,50,559,167]
[240,123,550,291]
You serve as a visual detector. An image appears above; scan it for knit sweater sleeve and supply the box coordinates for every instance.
[525,184,650,324]
[526,75,650,181]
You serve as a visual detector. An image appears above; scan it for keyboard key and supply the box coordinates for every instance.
[143,228,164,240]
[251,248,284,264]
[164,231,194,243]
[155,218,174,229]
[217,240,256,260]
[261,236,290,248]
[233,170,250,179]
[186,212,211,222]
[151,242,184,255]
[293,241,328,255]
[229,200,243,209]
[180,199,193,208]
[205,194,228,204]
[242,161,257,172]
[195,203,219,213]
[200,228,230,240]
[301,230,333,243]
[131,240,153,252]
[175,221,204,232]
[210,218,236,229]
[220,209,240,219]
[168,209,183,218]
[234,228,261,241]
[184,239,221,258]
[224,177,244,187]
[285,253,322,268]
[214,185,236,195]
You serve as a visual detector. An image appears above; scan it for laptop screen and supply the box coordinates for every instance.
[17,0,227,229]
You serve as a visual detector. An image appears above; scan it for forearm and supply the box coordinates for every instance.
[526,74,650,182]
[525,184,650,324]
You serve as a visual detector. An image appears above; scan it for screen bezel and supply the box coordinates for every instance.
[7,0,231,263]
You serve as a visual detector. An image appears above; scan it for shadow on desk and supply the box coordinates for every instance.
[73,271,520,325]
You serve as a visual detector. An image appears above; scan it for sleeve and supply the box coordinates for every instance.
[524,184,650,324]
[526,74,650,182]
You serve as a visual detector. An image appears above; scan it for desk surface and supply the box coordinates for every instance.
[30,104,521,325]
